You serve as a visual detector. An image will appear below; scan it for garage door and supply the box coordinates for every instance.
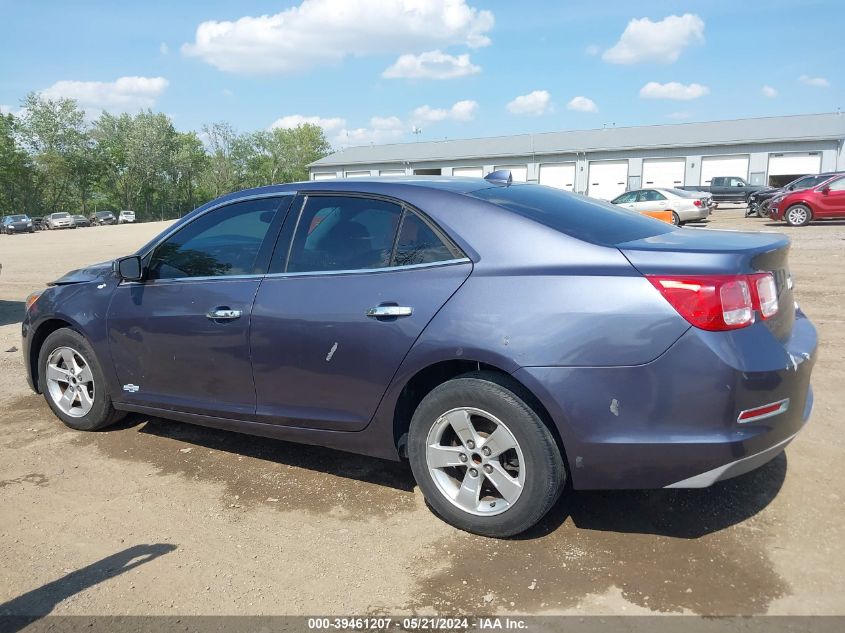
[312,172,337,181]
[379,169,406,176]
[494,165,528,182]
[345,170,371,178]
[452,167,484,177]
[768,153,821,177]
[588,160,628,200]
[700,155,749,185]
[642,158,686,188]
[538,163,576,191]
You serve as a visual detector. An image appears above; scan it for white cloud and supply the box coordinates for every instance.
[40,76,169,112]
[182,0,494,74]
[382,50,480,80]
[412,99,478,123]
[566,96,597,113]
[762,85,777,98]
[639,81,709,100]
[159,42,169,55]
[335,116,405,147]
[799,75,830,88]
[506,90,551,116]
[270,114,347,133]
[603,14,704,64]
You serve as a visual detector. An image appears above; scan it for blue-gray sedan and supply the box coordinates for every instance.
[21,176,817,537]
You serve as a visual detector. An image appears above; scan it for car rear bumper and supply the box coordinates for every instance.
[513,310,817,490]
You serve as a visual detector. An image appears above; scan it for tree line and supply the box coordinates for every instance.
[0,93,331,221]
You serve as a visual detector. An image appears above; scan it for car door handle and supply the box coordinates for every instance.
[206,307,242,320]
[366,306,413,318]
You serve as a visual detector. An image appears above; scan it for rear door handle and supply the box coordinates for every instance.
[206,307,242,320]
[367,306,413,318]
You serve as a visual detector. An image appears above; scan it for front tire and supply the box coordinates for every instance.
[408,372,565,537]
[38,328,124,431]
[785,204,812,227]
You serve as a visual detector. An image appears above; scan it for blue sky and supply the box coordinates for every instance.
[1,0,841,147]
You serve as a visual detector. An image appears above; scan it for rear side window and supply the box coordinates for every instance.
[468,185,672,246]
[394,210,460,266]
[286,196,403,273]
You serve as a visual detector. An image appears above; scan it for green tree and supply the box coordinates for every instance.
[16,92,89,213]
[0,113,37,214]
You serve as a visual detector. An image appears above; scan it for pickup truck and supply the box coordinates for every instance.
[680,176,768,203]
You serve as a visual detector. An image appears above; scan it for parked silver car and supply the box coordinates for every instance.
[45,212,76,230]
[611,188,712,225]
[117,210,136,224]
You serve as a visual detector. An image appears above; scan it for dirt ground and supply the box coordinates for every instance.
[0,208,843,617]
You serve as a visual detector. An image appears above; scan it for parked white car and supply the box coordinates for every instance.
[118,210,136,224]
[611,188,712,225]
[45,212,76,230]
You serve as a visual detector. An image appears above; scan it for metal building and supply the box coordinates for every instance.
[308,113,845,200]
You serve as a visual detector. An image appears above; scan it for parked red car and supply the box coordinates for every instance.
[770,174,845,226]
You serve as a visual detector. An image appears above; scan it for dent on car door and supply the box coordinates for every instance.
[107,195,291,418]
[250,193,472,432]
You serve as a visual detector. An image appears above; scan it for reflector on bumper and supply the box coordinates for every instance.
[737,398,790,424]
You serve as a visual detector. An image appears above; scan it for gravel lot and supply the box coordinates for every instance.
[1,208,843,616]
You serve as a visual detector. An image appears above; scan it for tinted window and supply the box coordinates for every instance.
[468,185,672,246]
[286,196,402,273]
[7,215,26,221]
[394,211,459,266]
[612,192,637,204]
[148,198,281,280]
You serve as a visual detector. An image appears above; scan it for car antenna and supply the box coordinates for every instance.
[484,169,513,186]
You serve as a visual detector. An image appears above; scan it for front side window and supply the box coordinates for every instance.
[147,198,282,280]
[826,177,845,192]
[286,196,403,273]
[729,177,745,187]
[613,192,637,204]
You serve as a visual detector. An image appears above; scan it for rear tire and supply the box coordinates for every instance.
[38,328,125,431]
[785,204,812,227]
[408,372,565,537]
[671,211,681,226]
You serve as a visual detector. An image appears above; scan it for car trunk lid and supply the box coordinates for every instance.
[617,228,794,340]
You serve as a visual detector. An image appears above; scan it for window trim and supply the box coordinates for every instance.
[131,193,294,285]
[269,191,467,276]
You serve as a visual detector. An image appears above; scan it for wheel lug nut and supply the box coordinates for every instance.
[466,440,475,450]
[469,468,478,477]
[481,446,491,456]
[459,453,468,463]
[483,464,493,474]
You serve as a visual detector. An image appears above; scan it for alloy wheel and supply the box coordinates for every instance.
[45,346,96,418]
[425,407,525,516]
[787,206,808,226]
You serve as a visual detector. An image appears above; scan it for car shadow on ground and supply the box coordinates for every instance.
[0,543,176,627]
[764,220,845,227]
[116,414,786,540]
[0,300,25,327]
[519,451,787,540]
[121,414,418,493]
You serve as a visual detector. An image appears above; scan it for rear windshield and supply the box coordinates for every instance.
[665,188,701,198]
[467,185,673,246]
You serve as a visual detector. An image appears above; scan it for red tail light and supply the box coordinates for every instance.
[693,199,702,207]
[647,273,779,331]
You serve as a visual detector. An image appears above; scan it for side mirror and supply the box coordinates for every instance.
[821,187,831,195]
[114,255,143,281]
